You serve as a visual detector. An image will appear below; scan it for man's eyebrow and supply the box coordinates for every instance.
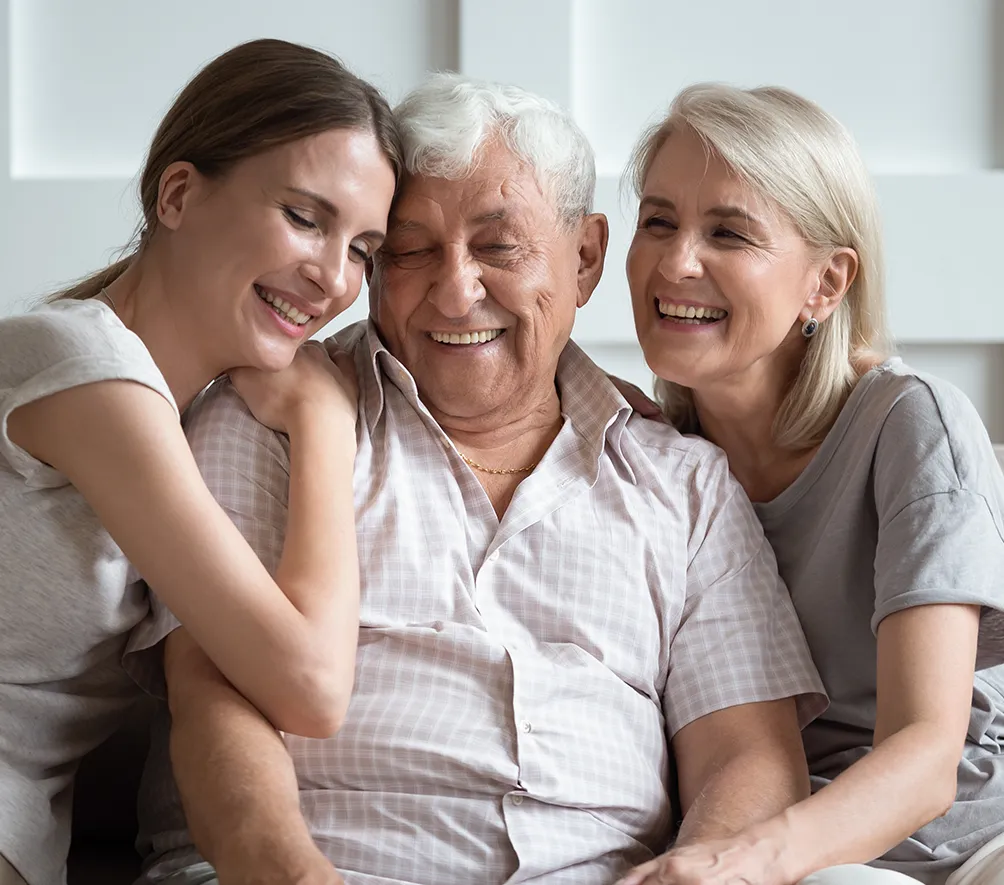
[387,218,426,234]
[386,211,511,234]
[472,209,507,225]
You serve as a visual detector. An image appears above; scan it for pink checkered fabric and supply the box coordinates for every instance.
[141,321,824,885]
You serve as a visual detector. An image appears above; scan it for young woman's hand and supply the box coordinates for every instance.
[230,341,358,434]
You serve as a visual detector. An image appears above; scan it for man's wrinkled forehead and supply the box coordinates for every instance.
[387,158,549,236]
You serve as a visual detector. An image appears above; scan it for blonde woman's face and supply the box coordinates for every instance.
[626,128,821,393]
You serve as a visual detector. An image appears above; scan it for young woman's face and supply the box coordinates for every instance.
[168,128,396,371]
[626,126,821,391]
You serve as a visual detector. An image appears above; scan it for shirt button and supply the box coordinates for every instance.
[519,719,532,734]
[488,550,500,563]
[512,794,524,806]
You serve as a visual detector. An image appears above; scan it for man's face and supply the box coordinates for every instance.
[369,141,598,421]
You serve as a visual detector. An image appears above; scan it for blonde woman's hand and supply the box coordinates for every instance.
[230,340,358,435]
[616,830,789,885]
[609,375,664,421]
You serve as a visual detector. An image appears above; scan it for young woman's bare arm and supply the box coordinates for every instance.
[8,351,359,737]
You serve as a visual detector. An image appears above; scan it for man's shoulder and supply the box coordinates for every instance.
[620,412,729,482]
[185,377,252,431]
[325,320,370,352]
[183,378,288,466]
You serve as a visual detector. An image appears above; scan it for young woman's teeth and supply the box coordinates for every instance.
[657,300,728,323]
[430,330,503,345]
[256,285,312,326]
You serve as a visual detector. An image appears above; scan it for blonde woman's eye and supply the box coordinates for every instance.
[714,226,744,241]
[642,216,674,230]
[349,240,371,261]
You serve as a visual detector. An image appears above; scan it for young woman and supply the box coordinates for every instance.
[618,85,1004,885]
[0,39,399,885]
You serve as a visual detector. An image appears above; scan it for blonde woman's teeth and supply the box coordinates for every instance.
[657,300,727,321]
[430,330,503,345]
[256,286,312,326]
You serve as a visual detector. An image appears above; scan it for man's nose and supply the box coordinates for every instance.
[426,248,485,318]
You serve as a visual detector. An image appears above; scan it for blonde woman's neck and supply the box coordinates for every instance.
[692,350,818,504]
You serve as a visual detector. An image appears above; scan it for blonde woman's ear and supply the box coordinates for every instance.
[815,247,859,316]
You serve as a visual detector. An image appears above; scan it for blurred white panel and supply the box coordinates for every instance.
[877,172,1004,341]
[10,0,457,179]
[0,178,140,314]
[574,0,995,175]
[0,4,8,175]
[898,342,1004,441]
[460,0,574,107]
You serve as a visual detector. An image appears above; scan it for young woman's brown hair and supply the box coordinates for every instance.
[56,37,402,302]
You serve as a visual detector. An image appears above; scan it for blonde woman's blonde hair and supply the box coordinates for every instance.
[627,83,890,450]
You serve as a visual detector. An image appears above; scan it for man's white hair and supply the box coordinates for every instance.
[393,73,596,225]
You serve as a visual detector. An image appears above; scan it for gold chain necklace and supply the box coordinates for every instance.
[459,451,538,476]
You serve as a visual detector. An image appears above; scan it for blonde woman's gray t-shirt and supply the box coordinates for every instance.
[754,359,1004,882]
[0,299,177,885]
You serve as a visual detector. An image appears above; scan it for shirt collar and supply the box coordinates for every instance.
[334,320,635,480]
[554,339,636,485]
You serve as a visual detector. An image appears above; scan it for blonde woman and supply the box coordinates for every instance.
[618,85,1004,885]
[0,40,399,885]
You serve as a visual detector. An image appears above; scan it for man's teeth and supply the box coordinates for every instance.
[657,300,728,322]
[429,330,503,345]
[256,286,312,326]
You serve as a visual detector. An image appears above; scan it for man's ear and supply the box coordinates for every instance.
[801,247,858,323]
[157,161,204,231]
[576,212,609,309]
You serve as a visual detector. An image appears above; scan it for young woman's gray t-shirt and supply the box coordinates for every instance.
[0,299,176,885]
[755,359,1004,881]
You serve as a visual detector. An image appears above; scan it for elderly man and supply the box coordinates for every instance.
[134,75,824,885]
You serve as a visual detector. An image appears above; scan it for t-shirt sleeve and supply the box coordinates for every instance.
[664,448,827,736]
[123,378,293,695]
[0,301,176,488]
[872,379,1004,670]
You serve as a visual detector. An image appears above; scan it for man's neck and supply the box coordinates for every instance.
[438,392,561,455]
[432,383,564,519]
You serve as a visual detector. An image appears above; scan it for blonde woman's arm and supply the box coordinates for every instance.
[618,604,978,885]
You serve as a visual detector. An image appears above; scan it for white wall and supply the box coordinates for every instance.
[3,0,1002,436]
